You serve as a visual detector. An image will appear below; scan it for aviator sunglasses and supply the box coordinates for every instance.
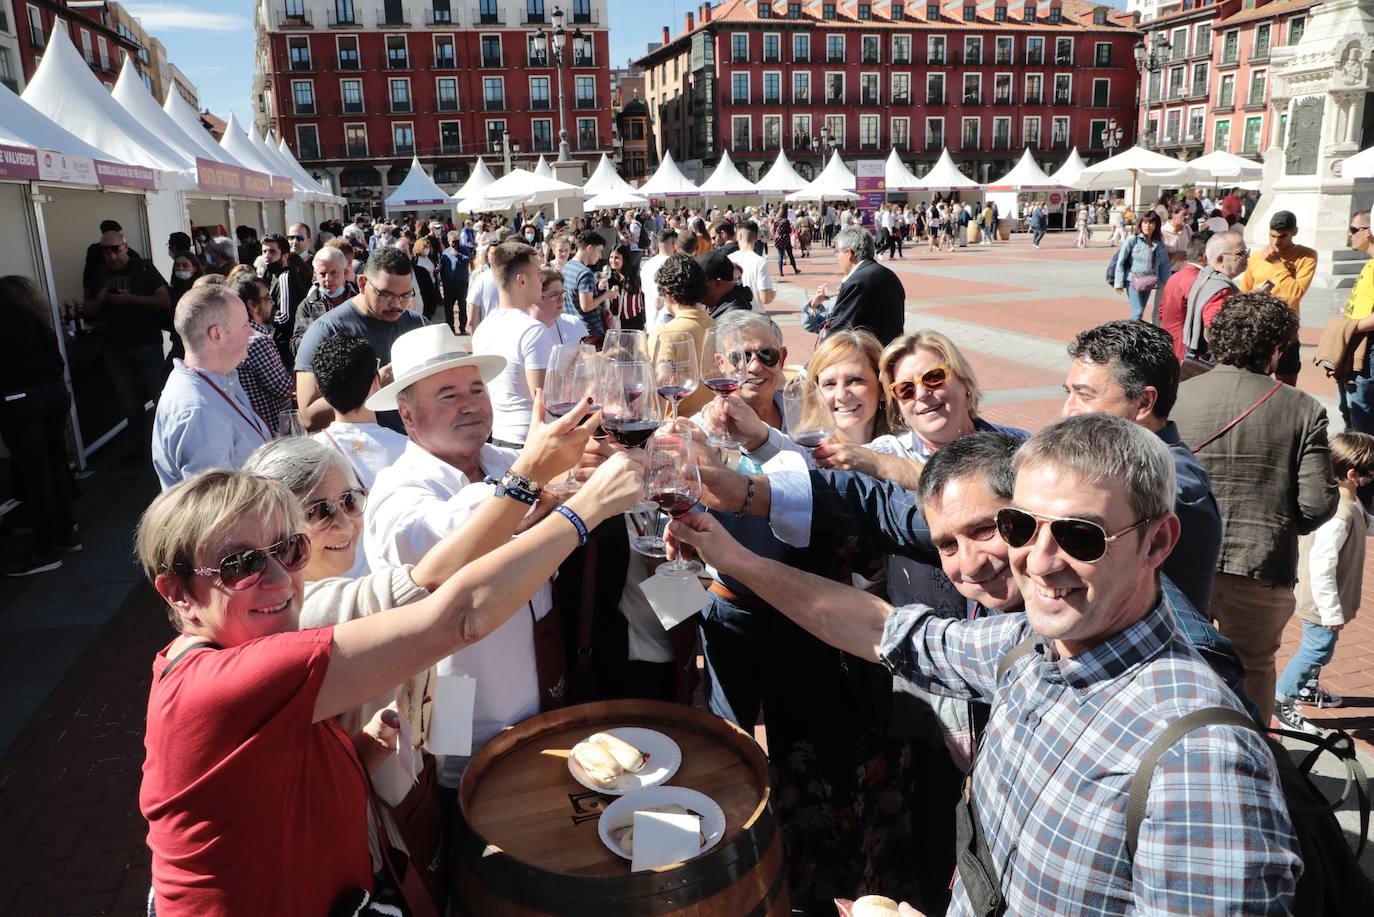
[303,489,367,530]
[183,533,311,590]
[727,347,782,368]
[995,508,1151,563]
[886,364,952,401]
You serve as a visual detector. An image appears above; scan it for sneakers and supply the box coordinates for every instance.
[0,554,62,577]
[1297,684,1343,708]
[1274,698,1323,735]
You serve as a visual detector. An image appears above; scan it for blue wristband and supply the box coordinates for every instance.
[554,504,590,545]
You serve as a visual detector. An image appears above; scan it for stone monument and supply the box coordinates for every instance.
[1252,0,1374,294]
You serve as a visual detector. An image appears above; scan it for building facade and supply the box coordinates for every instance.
[1138,0,1314,160]
[638,0,1141,184]
[5,0,197,103]
[610,62,653,178]
[253,0,613,207]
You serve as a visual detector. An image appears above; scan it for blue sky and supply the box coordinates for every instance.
[127,0,678,125]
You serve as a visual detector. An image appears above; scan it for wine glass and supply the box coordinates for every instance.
[782,374,836,452]
[603,329,651,365]
[652,331,699,421]
[545,346,605,497]
[645,434,704,578]
[601,360,661,448]
[700,325,748,452]
[544,343,593,419]
[277,409,305,438]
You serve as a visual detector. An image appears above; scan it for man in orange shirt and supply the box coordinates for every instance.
[1239,210,1317,385]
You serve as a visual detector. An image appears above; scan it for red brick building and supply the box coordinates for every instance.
[253,0,613,206]
[638,0,1142,184]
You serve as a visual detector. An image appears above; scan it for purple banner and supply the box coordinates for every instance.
[0,143,40,181]
[856,161,885,226]
[93,159,158,190]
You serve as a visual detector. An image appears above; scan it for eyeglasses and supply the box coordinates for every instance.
[995,508,1150,563]
[288,234,307,242]
[1351,225,1370,236]
[370,287,416,305]
[185,533,311,590]
[303,490,367,530]
[541,288,564,300]
[726,347,782,368]
[887,365,952,401]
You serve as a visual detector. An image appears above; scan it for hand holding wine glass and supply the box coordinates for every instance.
[700,325,748,451]
[644,434,704,578]
[601,361,662,448]
[653,331,699,421]
[782,375,836,452]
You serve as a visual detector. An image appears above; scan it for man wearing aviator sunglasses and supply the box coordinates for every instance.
[1339,210,1374,432]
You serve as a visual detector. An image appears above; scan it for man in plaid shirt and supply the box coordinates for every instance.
[228,273,292,432]
[672,413,1299,914]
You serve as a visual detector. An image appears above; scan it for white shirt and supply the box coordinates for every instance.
[466,270,500,326]
[314,420,410,491]
[728,248,775,306]
[1307,509,1355,626]
[1203,215,1230,234]
[365,440,550,775]
[471,307,555,445]
[640,251,669,326]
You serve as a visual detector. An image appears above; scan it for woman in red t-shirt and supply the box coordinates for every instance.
[135,403,641,916]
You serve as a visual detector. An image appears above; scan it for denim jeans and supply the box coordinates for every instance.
[698,595,765,729]
[1125,283,1157,322]
[1339,348,1374,433]
[104,343,166,454]
[1275,620,1341,701]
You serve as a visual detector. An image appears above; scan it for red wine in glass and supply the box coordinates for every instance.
[793,431,829,450]
[624,388,645,406]
[657,384,695,401]
[650,489,699,517]
[605,421,660,448]
[704,377,741,396]
[546,401,578,418]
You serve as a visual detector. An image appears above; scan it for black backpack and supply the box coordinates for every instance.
[1106,238,1134,286]
[637,219,651,250]
[1127,707,1373,915]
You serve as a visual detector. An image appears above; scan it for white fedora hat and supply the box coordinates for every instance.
[365,324,506,412]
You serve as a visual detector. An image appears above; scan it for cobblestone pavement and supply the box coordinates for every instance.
[2,230,1371,912]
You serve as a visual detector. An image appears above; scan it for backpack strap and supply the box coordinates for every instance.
[1190,381,1283,454]
[1125,706,1257,858]
[995,634,1039,683]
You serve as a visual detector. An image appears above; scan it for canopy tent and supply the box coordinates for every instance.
[384,156,453,210]
[1073,146,1188,207]
[456,167,584,213]
[164,91,236,165]
[533,156,554,179]
[698,150,757,197]
[1168,149,1265,184]
[583,190,649,212]
[985,148,1061,191]
[1049,148,1088,189]
[219,113,295,192]
[753,149,808,195]
[786,150,859,202]
[112,59,231,169]
[451,157,498,203]
[0,79,113,161]
[910,149,982,193]
[884,149,924,192]
[581,152,645,203]
[1345,145,1374,181]
[276,135,345,202]
[638,150,699,198]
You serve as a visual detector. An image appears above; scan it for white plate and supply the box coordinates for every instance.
[597,786,727,864]
[566,727,681,796]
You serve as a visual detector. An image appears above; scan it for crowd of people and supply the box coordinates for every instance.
[2,188,1371,916]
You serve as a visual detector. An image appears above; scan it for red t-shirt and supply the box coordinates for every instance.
[1157,263,1227,361]
[140,626,374,915]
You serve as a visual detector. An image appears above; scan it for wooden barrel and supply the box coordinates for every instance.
[451,699,789,916]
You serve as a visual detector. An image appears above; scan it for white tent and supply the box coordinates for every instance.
[164,90,235,164]
[112,59,224,170]
[458,167,583,212]
[219,113,291,182]
[1049,148,1088,189]
[533,156,554,179]
[452,157,498,202]
[385,156,453,210]
[22,26,188,180]
[1074,146,1187,190]
[1169,149,1264,183]
[1345,145,1374,181]
[582,152,644,202]
[753,149,807,195]
[787,150,859,202]
[884,149,923,192]
[638,150,699,197]
[583,190,649,212]
[911,149,982,193]
[0,79,113,161]
[276,135,343,202]
[698,150,756,196]
[985,148,1060,191]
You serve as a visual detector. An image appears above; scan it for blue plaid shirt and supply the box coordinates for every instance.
[880,595,1300,915]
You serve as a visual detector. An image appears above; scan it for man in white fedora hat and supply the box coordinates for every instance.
[363,322,580,787]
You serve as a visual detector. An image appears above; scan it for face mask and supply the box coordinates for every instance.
[525,233,536,241]
[324,286,345,298]
[174,270,193,281]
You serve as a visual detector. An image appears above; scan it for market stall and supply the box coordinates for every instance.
[753,149,807,198]
[786,151,859,203]
[638,150,700,202]
[386,156,457,217]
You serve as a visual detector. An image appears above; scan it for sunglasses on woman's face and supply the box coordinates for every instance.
[727,347,782,368]
[886,364,951,401]
[995,508,1150,563]
[187,533,311,590]
[303,490,367,530]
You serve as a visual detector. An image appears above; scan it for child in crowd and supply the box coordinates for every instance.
[1275,430,1374,733]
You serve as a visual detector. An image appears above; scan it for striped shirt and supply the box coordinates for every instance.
[880,594,1300,915]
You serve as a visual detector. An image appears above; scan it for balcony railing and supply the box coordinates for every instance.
[860,140,880,150]
[387,54,410,70]
[1025,135,1040,149]
[827,52,845,63]
[276,8,313,28]
[289,57,313,71]
[394,143,415,156]
[522,9,547,25]
[1026,51,1043,65]
[345,145,369,158]
[477,6,504,24]
[793,135,814,149]
[994,93,1011,105]
[339,101,365,115]
[1096,51,1112,67]
[793,92,810,104]
[390,99,413,113]
[732,137,751,152]
[764,52,780,63]
[336,54,360,70]
[425,8,454,25]
[379,12,409,26]
[862,53,879,64]
[928,53,946,65]
[860,91,878,105]
[893,92,910,105]
[1051,134,1069,149]
[575,95,597,109]
[927,92,946,105]
[298,144,320,161]
[1024,93,1042,105]
[327,9,359,26]
[732,52,748,63]
[434,53,456,68]
[531,137,553,152]
[966,50,982,65]
[572,8,598,24]
[572,53,594,66]
[963,93,981,105]
[794,52,810,63]
[484,97,505,110]
[437,97,459,111]
[481,54,502,67]
[528,53,548,66]
[577,134,597,151]
[293,101,316,115]
[530,97,550,109]
[440,141,462,155]
[764,93,781,104]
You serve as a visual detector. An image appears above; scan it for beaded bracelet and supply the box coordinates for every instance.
[554,504,590,545]
[485,472,540,506]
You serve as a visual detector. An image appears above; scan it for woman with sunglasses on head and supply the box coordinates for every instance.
[137,403,643,916]
[1113,208,1172,322]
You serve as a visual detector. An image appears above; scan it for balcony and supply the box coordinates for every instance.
[276,8,313,28]
[572,8,598,24]
[530,97,550,109]
[732,137,750,153]
[993,134,1011,150]
[764,52,780,63]
[289,57,313,72]
[379,12,409,26]
[440,141,462,155]
[995,52,1012,66]
[293,101,316,115]
[732,52,748,63]
[434,52,456,68]
[993,93,1011,105]
[963,93,981,105]
[862,52,879,64]
[1242,140,1260,155]
[894,52,911,64]
[575,95,597,109]
[1054,53,1072,66]
[1053,94,1072,106]
[966,50,982,65]
[345,144,370,158]
[298,142,321,161]
[1025,135,1040,149]
[437,97,459,111]
[484,96,505,111]
[327,9,359,26]
[394,143,415,156]
[1024,93,1042,105]
[481,53,502,67]
[1026,52,1043,65]
[577,134,597,151]
[793,92,810,104]
[764,93,781,104]
[763,136,782,150]
[336,54,360,70]
[477,7,504,24]
[522,9,547,25]
[927,134,945,149]
[927,53,946,65]
[794,52,810,63]
[387,54,410,70]
[531,137,553,152]
[827,52,845,63]
[862,91,879,105]
[893,92,910,105]
[390,99,413,113]
[425,8,454,25]
[339,101,365,115]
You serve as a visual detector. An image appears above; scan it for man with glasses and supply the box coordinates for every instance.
[225,274,291,434]
[1157,231,1246,363]
[1339,211,1374,431]
[807,225,906,346]
[294,246,427,434]
[287,222,313,259]
[673,414,1296,914]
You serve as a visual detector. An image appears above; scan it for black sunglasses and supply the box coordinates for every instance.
[727,347,782,368]
[996,508,1150,563]
[184,533,311,590]
[1351,225,1370,235]
[287,234,307,241]
[303,489,367,529]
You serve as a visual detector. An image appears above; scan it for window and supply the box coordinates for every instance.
[860,114,880,147]
[788,2,802,18]
[1026,37,1043,65]
[1094,42,1111,67]
[1171,27,1187,59]
[345,123,367,157]
[434,36,455,68]
[524,0,545,23]
[1024,73,1042,104]
[928,35,946,64]
[992,116,1010,148]
[337,36,359,69]
[78,30,93,65]
[794,33,810,61]
[572,0,592,23]
[1190,62,1208,97]
[1054,73,1071,105]
[1148,71,1161,102]
[827,34,844,62]
[962,4,975,21]
[927,72,945,104]
[759,0,773,15]
[529,75,550,109]
[531,119,553,152]
[733,72,750,103]
[1023,115,1041,147]
[858,73,877,105]
[1213,119,1230,152]
[1242,115,1262,153]
[1091,78,1109,107]
[732,33,748,62]
[764,71,781,104]
[1253,23,1270,59]
[389,78,411,112]
[341,78,363,113]
[292,80,315,114]
[994,73,1011,105]
[0,48,13,87]
[926,116,944,149]
[1164,109,1181,141]
[1048,4,1061,23]
[1288,17,1305,45]
[961,117,979,149]
[1248,70,1266,106]
[1195,24,1211,57]
[732,115,751,151]
[793,71,810,102]
[893,35,911,63]
[1051,115,1069,147]
[481,34,501,67]
[386,35,408,69]
[891,117,910,149]
[994,3,1006,21]
[575,74,595,107]
[485,119,506,152]
[440,121,462,155]
[1218,74,1234,108]
[995,36,1013,65]
[431,0,452,23]
[764,33,780,62]
[793,114,812,147]
[963,73,981,105]
[1168,66,1184,99]
[572,33,593,65]
[334,0,356,24]
[1279,112,1287,146]
[826,72,845,104]
[892,2,903,18]
[288,37,311,71]
[862,35,879,64]
[285,0,305,18]
[1187,106,1204,140]
[824,114,844,145]
[392,123,414,155]
[526,34,547,65]
[577,118,597,150]
[479,0,499,23]
[822,2,836,18]
[1221,31,1238,64]
[483,76,504,109]
[1054,37,1072,65]
[763,114,782,149]
[964,35,981,64]
[892,72,910,104]
[27,5,43,48]
[295,125,320,160]
[438,77,458,111]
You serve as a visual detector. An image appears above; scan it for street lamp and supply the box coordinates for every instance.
[1102,117,1123,158]
[1134,33,1172,147]
[534,6,587,163]
[499,129,521,174]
